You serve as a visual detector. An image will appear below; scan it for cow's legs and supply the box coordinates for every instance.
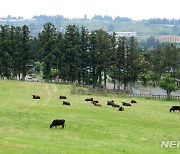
[62,124,64,128]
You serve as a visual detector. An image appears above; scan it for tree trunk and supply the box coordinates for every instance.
[113,71,116,90]
[98,69,102,84]
[167,91,171,100]
[82,70,85,86]
[104,69,107,87]
[92,67,96,88]
[18,67,21,80]
[113,80,116,90]
[22,65,26,81]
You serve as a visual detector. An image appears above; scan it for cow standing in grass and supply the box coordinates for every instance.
[50,119,66,128]
[62,101,71,106]
[170,106,180,112]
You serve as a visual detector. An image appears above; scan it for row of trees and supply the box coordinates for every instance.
[3,15,180,26]
[33,15,69,24]
[0,23,180,90]
[0,25,31,80]
[92,15,132,23]
[32,15,132,23]
[143,18,180,25]
[37,23,139,89]
[139,36,168,49]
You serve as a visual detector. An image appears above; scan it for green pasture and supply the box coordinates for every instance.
[0,80,179,153]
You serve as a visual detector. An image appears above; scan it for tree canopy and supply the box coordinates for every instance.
[0,23,180,92]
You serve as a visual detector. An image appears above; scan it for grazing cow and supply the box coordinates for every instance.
[85,98,93,101]
[50,119,66,129]
[107,100,115,106]
[170,106,180,112]
[119,107,124,111]
[122,102,132,106]
[59,96,67,99]
[32,95,40,99]
[131,100,137,103]
[112,103,120,108]
[62,101,70,106]
[92,100,99,104]
[94,103,101,106]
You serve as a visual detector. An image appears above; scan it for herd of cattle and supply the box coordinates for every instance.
[32,94,180,129]
[84,97,136,111]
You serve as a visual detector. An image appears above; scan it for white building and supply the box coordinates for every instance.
[109,32,137,38]
[115,32,137,37]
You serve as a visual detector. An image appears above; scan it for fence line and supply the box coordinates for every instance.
[73,87,180,99]
[129,94,180,99]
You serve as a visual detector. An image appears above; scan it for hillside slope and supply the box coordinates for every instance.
[0,80,179,153]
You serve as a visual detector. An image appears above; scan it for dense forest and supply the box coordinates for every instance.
[0,23,180,89]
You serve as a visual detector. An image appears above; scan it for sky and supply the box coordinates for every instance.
[0,0,180,20]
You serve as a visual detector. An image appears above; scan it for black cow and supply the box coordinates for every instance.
[59,96,67,99]
[32,95,40,99]
[131,100,137,103]
[107,100,115,106]
[50,119,66,129]
[122,102,131,106]
[92,100,99,104]
[85,98,93,101]
[62,101,70,106]
[119,106,124,111]
[170,106,180,112]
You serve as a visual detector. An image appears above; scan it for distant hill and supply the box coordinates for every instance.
[1,15,180,42]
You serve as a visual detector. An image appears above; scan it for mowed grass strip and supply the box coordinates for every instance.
[0,80,179,154]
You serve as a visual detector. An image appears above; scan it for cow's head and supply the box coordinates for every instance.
[50,124,53,128]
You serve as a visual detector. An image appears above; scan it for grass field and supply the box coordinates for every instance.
[0,80,179,154]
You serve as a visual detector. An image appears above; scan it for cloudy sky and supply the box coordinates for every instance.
[0,0,179,19]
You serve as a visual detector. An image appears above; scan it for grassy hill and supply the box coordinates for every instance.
[0,80,179,153]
